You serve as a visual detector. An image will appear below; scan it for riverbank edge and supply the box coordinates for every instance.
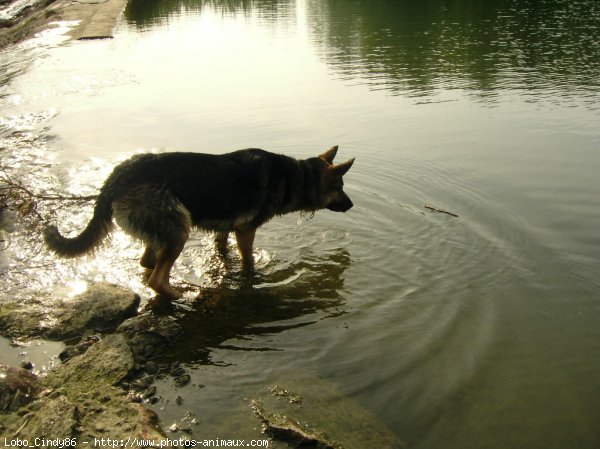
[0,284,177,442]
[0,0,128,49]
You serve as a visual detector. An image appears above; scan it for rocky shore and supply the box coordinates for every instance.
[0,283,183,443]
[0,282,403,447]
[0,0,127,48]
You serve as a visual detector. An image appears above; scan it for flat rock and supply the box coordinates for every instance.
[0,282,140,340]
[51,333,134,388]
[0,0,128,48]
[251,374,403,449]
[48,283,140,339]
[56,0,128,40]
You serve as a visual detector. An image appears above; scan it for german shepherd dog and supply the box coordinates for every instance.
[44,146,355,299]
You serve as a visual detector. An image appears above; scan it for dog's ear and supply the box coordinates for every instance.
[319,145,339,164]
[331,158,355,177]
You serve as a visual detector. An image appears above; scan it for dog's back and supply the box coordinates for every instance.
[102,149,316,232]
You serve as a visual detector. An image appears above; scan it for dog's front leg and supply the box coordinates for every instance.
[234,228,256,270]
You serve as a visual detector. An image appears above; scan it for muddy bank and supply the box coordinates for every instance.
[0,0,127,48]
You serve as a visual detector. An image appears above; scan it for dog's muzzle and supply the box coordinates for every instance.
[326,193,353,212]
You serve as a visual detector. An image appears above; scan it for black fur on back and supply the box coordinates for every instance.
[101,149,327,230]
[43,149,333,256]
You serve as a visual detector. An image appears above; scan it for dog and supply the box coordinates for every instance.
[44,146,355,299]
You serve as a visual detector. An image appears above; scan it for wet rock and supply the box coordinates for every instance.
[0,300,44,339]
[20,360,33,370]
[0,17,13,28]
[1,333,168,443]
[133,376,154,390]
[252,400,340,449]
[48,283,140,339]
[1,0,48,22]
[0,283,139,340]
[58,344,85,363]
[142,385,156,399]
[0,364,39,411]
[173,374,191,388]
[117,314,182,362]
[250,374,403,449]
[144,360,160,375]
[136,406,167,441]
[16,395,79,439]
[59,334,101,362]
[51,333,134,388]
[170,364,186,377]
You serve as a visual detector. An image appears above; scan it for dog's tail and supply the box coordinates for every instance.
[44,193,113,257]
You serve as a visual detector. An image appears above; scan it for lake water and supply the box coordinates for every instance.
[1,0,599,447]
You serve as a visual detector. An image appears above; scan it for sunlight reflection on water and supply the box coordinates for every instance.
[1,1,600,447]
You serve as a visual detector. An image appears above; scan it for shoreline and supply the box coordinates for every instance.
[0,0,127,49]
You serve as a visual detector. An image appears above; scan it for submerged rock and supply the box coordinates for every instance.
[252,399,341,449]
[250,374,403,449]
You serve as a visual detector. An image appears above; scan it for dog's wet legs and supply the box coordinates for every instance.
[140,245,157,269]
[215,232,229,254]
[235,228,256,271]
[147,234,187,299]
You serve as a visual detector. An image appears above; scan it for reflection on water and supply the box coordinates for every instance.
[150,248,349,365]
[126,0,296,28]
[1,0,600,448]
[123,0,600,105]
[308,0,600,104]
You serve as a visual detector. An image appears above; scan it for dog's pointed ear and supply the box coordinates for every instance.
[331,158,355,176]
[319,145,339,164]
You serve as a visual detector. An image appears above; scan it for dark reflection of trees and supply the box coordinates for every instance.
[148,249,351,365]
[125,0,294,28]
[308,0,600,100]
[124,0,600,101]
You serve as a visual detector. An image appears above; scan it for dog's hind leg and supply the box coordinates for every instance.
[215,232,229,253]
[147,231,188,299]
[140,245,157,269]
[235,228,256,270]
[113,185,192,299]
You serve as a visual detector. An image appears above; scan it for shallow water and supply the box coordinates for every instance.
[1,0,600,447]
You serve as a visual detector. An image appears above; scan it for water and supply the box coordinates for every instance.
[1,0,600,447]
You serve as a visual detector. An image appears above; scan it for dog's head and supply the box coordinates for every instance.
[317,145,355,213]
